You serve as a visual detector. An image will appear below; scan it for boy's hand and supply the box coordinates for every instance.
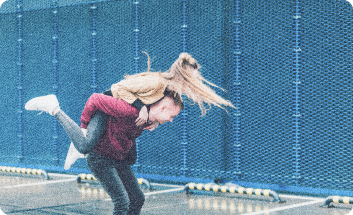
[135,105,148,126]
[144,121,159,131]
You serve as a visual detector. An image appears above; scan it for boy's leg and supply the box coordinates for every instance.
[115,164,145,215]
[86,151,130,215]
[347,208,353,215]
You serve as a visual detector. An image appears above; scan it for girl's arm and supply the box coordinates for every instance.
[110,73,166,105]
[104,89,149,126]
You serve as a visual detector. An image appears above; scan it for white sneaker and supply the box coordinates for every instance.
[347,208,353,215]
[64,142,86,170]
[25,94,59,116]
[0,208,6,215]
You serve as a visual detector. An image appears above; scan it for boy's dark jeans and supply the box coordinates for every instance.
[86,151,145,215]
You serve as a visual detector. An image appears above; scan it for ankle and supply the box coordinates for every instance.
[52,106,60,115]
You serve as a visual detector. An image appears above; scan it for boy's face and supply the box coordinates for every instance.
[150,97,181,125]
[156,105,180,125]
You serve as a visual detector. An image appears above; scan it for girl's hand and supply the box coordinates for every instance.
[135,105,148,126]
[144,121,159,131]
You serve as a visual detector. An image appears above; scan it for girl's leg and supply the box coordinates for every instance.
[54,110,108,154]
[86,151,130,215]
[64,142,86,170]
[25,94,109,169]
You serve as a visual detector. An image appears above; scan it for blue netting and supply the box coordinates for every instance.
[185,0,227,180]
[239,0,294,186]
[21,8,55,165]
[300,0,353,190]
[0,0,352,195]
[0,12,18,162]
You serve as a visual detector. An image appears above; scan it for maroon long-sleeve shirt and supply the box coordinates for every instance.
[81,93,145,161]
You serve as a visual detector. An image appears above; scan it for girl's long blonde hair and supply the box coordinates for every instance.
[125,52,235,116]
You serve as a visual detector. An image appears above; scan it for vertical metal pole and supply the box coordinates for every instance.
[293,0,301,186]
[133,1,140,73]
[17,0,23,162]
[133,0,140,170]
[91,2,98,93]
[181,0,188,177]
[52,0,59,164]
[233,0,242,181]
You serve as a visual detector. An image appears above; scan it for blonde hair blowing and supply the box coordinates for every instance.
[125,52,235,116]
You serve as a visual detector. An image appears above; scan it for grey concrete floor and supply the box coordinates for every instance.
[0,173,352,215]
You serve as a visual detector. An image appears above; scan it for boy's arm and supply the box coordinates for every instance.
[81,93,138,128]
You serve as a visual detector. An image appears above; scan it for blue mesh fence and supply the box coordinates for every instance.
[185,0,228,180]
[239,0,294,186]
[0,0,352,196]
[300,0,353,191]
[0,12,18,163]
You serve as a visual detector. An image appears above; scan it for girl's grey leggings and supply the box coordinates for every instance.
[54,110,108,154]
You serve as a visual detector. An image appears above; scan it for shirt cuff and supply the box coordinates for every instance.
[132,99,145,110]
[102,89,113,96]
